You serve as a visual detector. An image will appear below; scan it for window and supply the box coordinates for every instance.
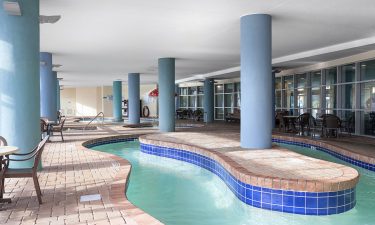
[361,60,375,81]
[342,64,356,83]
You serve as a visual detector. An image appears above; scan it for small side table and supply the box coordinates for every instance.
[0,146,19,203]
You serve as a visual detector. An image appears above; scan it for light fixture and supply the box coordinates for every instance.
[40,61,47,66]
[52,64,62,68]
[3,1,21,16]
[57,77,63,81]
[40,15,61,24]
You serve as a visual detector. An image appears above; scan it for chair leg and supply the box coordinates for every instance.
[32,175,42,204]
[0,178,4,199]
[60,131,64,142]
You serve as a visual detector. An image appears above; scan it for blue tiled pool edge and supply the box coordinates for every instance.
[139,142,356,216]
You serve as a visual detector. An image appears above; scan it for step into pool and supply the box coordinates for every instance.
[91,141,375,225]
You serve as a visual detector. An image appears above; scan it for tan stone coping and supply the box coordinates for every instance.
[81,135,164,225]
[139,132,359,192]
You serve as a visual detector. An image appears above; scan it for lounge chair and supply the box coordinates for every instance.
[0,136,7,146]
[52,118,66,141]
[225,109,240,122]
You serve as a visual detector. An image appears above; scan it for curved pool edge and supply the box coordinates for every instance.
[80,135,164,225]
[139,134,359,216]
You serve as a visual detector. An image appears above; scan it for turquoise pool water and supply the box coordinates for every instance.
[92,141,375,225]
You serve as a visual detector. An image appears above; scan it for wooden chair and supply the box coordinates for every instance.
[52,118,66,141]
[1,136,49,204]
[296,113,311,135]
[322,114,341,138]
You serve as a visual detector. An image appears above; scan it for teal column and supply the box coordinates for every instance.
[0,0,40,167]
[113,81,123,122]
[56,75,61,111]
[128,73,140,124]
[272,71,276,128]
[240,14,272,149]
[158,58,175,132]
[204,78,214,123]
[40,52,57,122]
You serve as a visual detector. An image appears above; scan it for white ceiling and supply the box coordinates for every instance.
[40,0,375,87]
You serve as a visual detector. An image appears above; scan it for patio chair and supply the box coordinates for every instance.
[0,136,7,146]
[193,109,203,121]
[276,111,287,132]
[322,114,341,138]
[40,118,49,139]
[1,136,49,204]
[296,113,311,135]
[52,118,66,141]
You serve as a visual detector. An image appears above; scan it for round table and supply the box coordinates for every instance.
[0,146,18,204]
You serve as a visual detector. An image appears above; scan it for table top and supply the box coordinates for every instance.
[0,146,19,156]
[283,115,298,118]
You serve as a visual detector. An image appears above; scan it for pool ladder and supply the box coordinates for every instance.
[83,112,104,131]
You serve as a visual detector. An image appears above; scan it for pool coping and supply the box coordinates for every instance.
[81,135,164,225]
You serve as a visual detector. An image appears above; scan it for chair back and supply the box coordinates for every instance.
[0,136,7,146]
[32,136,49,171]
[298,113,311,126]
[40,119,48,132]
[324,115,341,129]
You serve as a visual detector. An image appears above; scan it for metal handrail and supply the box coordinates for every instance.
[83,112,104,131]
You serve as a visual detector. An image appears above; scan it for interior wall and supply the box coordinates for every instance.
[75,87,100,116]
[60,88,76,116]
[123,84,158,117]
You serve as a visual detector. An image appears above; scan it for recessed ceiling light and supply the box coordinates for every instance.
[361,64,367,67]
[40,15,61,24]
[3,1,21,16]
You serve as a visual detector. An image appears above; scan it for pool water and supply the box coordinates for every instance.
[92,141,375,225]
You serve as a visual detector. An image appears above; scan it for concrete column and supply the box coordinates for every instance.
[128,73,140,124]
[0,0,40,167]
[113,81,123,122]
[240,14,272,149]
[40,52,57,122]
[56,76,61,111]
[204,78,214,123]
[158,58,175,132]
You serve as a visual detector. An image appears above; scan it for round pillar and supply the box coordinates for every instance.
[112,81,123,122]
[204,78,214,123]
[158,58,175,132]
[128,73,140,124]
[0,0,40,167]
[240,14,272,149]
[40,52,57,122]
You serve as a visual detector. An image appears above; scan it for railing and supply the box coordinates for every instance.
[83,112,104,131]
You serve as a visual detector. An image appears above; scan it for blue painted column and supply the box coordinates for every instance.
[128,73,140,124]
[240,14,272,149]
[204,78,214,123]
[40,52,57,122]
[112,81,123,122]
[0,0,40,167]
[158,58,175,132]
[56,75,61,111]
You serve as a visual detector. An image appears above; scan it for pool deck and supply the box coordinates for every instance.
[0,120,374,224]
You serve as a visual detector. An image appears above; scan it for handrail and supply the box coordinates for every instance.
[83,112,104,131]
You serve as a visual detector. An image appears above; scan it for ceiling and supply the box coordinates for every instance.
[40,0,375,87]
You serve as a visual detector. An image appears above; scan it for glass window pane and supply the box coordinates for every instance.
[340,84,355,109]
[275,77,282,89]
[188,87,197,95]
[224,83,234,93]
[215,94,223,107]
[283,75,294,89]
[312,87,320,109]
[342,64,356,83]
[311,71,321,87]
[197,86,204,94]
[361,112,375,136]
[234,93,240,107]
[235,82,241,92]
[283,89,294,109]
[180,96,188,108]
[215,108,224,120]
[224,94,233,107]
[326,68,337,85]
[197,95,203,108]
[325,85,337,109]
[296,74,306,88]
[275,90,282,108]
[361,82,375,111]
[297,88,307,108]
[180,87,188,95]
[215,84,224,93]
[188,96,196,108]
[361,60,375,81]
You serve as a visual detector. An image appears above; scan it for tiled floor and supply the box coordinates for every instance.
[0,119,374,224]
